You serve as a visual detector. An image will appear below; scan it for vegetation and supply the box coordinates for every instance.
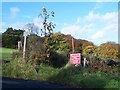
[26,34,50,64]
[98,42,119,60]
[0,47,17,60]
[2,6,119,89]
[2,27,24,49]
[2,58,119,88]
[83,45,97,56]
[1,28,120,88]
[39,7,55,36]
[45,33,70,52]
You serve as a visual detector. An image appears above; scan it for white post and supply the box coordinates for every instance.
[84,57,86,67]
[23,33,27,60]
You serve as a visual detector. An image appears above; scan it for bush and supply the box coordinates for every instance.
[104,79,119,88]
[26,34,51,64]
[2,58,38,80]
[49,51,69,68]
[12,51,23,60]
[98,42,118,60]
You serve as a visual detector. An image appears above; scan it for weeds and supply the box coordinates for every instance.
[2,58,119,88]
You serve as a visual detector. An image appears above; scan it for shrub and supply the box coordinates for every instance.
[49,51,69,68]
[12,51,23,60]
[26,34,51,64]
[104,79,119,88]
[83,45,97,56]
[89,60,119,74]
[98,42,118,60]
[2,58,38,80]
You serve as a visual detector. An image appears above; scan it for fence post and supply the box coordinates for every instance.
[18,41,22,52]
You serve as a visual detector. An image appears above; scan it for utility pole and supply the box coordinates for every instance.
[72,37,75,53]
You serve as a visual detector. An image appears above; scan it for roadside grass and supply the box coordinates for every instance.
[2,58,119,88]
[0,47,18,60]
[0,47,18,76]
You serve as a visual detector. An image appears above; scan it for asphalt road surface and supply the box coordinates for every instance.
[1,77,71,89]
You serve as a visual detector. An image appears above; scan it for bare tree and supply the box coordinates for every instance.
[38,7,55,36]
[24,23,39,35]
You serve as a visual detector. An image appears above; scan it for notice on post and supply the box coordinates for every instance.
[70,53,81,64]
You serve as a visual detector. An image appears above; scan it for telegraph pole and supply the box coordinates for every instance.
[72,37,75,53]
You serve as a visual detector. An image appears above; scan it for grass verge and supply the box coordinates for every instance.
[2,59,119,88]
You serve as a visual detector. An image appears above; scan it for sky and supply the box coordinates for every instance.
[1,1,119,45]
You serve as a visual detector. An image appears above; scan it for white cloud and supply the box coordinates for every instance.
[61,25,81,37]
[91,31,105,40]
[102,12,118,24]
[8,22,27,30]
[33,17,42,29]
[10,7,20,18]
[60,11,118,45]
[0,22,6,33]
[0,21,33,33]
[85,11,101,22]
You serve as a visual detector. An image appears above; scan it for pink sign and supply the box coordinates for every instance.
[70,53,81,64]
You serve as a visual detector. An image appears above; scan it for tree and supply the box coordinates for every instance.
[83,45,97,56]
[24,23,39,35]
[26,34,50,63]
[2,28,24,49]
[45,32,70,53]
[65,35,94,53]
[38,7,55,36]
[98,42,118,59]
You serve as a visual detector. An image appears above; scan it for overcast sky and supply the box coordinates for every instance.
[1,1,119,45]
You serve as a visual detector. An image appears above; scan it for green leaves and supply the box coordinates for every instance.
[2,28,24,49]
[45,33,70,52]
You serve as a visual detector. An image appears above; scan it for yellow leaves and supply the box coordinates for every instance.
[83,45,97,55]
[99,42,118,59]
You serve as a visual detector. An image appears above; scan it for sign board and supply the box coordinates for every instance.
[23,31,30,37]
[70,53,81,64]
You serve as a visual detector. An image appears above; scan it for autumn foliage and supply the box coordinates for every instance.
[98,42,119,60]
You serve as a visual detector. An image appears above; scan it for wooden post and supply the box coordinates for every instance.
[18,41,22,52]
[72,38,75,53]
[23,34,27,60]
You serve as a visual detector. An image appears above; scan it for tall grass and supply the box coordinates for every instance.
[2,59,119,88]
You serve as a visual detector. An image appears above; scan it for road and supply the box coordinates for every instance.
[1,77,70,89]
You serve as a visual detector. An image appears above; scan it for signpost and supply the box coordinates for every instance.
[70,37,81,66]
[23,31,30,60]
[70,53,81,65]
